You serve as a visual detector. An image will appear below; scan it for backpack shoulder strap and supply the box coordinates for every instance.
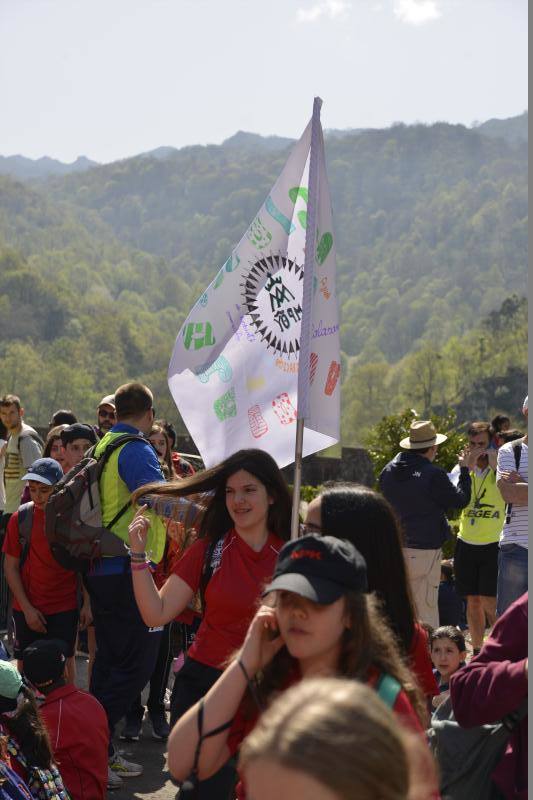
[513,440,524,470]
[375,673,402,709]
[199,534,226,613]
[17,430,44,451]
[17,502,34,568]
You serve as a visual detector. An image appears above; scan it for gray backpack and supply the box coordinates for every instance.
[428,695,527,800]
[44,433,147,573]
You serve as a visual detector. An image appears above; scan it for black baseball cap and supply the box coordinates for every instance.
[60,423,97,447]
[263,534,368,604]
[22,639,68,688]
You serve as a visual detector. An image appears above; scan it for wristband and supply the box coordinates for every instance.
[131,561,150,572]
[130,551,147,561]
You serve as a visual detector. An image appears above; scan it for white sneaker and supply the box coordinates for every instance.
[107,766,124,790]
[109,751,143,777]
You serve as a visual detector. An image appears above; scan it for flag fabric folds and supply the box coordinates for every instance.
[168,112,340,468]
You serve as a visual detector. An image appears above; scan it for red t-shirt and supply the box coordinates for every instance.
[229,667,424,800]
[2,506,78,615]
[409,624,439,698]
[172,530,284,669]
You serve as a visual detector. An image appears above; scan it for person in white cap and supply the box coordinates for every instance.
[379,420,472,627]
[495,395,528,616]
[96,395,116,438]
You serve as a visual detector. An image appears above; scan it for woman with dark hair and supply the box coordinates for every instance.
[304,483,438,704]
[128,448,292,799]
[147,422,177,480]
[42,425,68,470]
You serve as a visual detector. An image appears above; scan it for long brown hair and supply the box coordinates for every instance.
[0,685,54,769]
[254,591,426,725]
[132,448,292,543]
[320,484,417,654]
[240,677,410,800]
[149,422,177,479]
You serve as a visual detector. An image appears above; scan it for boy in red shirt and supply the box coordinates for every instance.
[22,638,109,799]
[2,458,87,680]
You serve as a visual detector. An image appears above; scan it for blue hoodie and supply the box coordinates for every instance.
[379,451,471,549]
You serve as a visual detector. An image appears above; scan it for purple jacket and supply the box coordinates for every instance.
[450,593,528,800]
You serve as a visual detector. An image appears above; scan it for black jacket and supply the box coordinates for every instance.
[379,451,471,549]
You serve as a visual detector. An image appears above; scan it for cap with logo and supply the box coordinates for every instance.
[399,420,448,450]
[22,457,63,486]
[22,639,68,688]
[263,534,367,604]
[98,395,116,410]
[60,423,97,447]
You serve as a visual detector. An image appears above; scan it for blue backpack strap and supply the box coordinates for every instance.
[17,502,34,568]
[376,672,402,708]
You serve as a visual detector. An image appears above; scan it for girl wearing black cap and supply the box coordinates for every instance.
[167,535,427,798]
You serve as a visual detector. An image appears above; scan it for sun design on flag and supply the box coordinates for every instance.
[240,254,304,358]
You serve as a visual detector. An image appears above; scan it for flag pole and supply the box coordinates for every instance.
[290,96,323,540]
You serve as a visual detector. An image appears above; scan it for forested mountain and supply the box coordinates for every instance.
[0,155,97,181]
[0,115,527,441]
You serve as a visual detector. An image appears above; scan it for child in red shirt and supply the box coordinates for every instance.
[2,458,86,681]
[22,638,109,800]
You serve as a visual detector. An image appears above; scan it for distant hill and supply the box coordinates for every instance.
[475,111,528,145]
[0,154,98,180]
[221,130,295,151]
[0,116,527,434]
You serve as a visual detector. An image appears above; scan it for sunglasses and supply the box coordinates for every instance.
[98,409,116,419]
[299,522,322,536]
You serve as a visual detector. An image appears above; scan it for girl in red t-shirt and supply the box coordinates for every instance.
[166,535,430,798]
[305,484,439,711]
[128,448,291,797]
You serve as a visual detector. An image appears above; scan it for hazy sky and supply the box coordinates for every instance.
[0,0,527,163]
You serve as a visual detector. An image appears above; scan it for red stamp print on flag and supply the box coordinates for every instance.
[248,405,268,438]
[272,393,297,425]
[309,353,318,384]
[324,361,340,396]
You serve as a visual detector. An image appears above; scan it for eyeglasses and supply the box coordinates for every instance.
[98,409,116,419]
[299,522,322,536]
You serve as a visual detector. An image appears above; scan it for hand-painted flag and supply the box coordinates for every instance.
[168,106,340,468]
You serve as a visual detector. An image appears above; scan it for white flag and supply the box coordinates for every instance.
[168,108,340,469]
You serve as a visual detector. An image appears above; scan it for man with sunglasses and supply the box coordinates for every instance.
[96,395,116,438]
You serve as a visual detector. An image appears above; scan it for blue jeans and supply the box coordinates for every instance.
[496,544,528,617]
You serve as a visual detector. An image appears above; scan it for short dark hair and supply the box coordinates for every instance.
[430,625,466,652]
[49,409,78,428]
[500,429,524,444]
[114,383,153,420]
[491,414,510,433]
[467,421,491,438]
[0,394,21,411]
[415,446,432,455]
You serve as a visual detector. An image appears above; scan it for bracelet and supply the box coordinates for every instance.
[130,551,147,562]
[131,562,150,572]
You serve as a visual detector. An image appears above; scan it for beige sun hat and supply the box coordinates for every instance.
[399,420,448,450]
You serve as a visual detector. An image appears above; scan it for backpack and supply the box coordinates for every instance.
[0,760,33,800]
[5,737,70,800]
[44,433,147,573]
[17,430,45,454]
[504,438,525,525]
[427,694,527,800]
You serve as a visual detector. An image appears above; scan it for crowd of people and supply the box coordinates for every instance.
[0,385,527,800]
